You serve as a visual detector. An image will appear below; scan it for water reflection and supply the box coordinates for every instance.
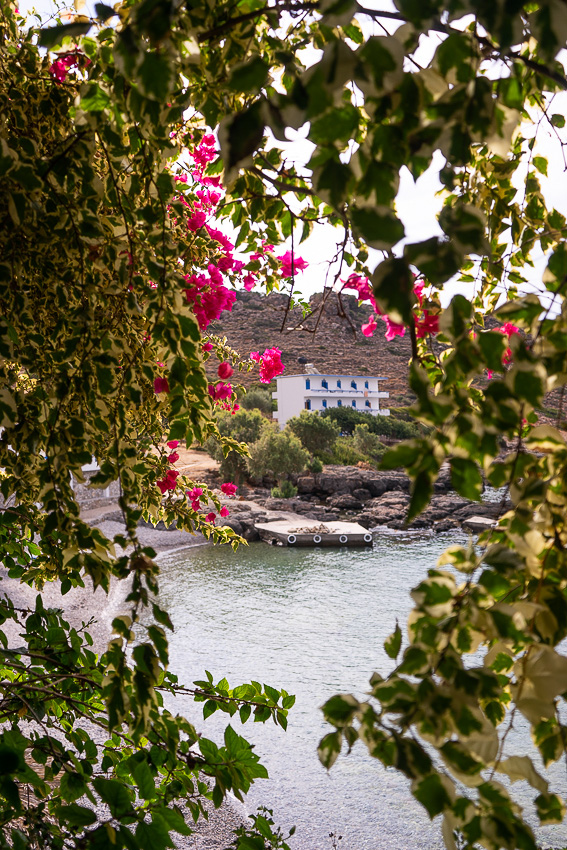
[152,532,567,850]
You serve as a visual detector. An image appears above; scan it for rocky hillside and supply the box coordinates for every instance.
[208,290,414,408]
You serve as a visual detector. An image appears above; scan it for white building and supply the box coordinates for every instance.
[272,368,389,429]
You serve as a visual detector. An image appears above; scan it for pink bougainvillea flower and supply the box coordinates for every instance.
[343,273,380,314]
[215,382,232,400]
[243,273,256,291]
[154,376,170,394]
[220,506,230,518]
[218,361,234,380]
[416,311,439,339]
[382,317,406,341]
[486,370,494,380]
[221,482,238,496]
[209,382,232,401]
[187,210,207,232]
[414,281,425,304]
[252,347,284,383]
[187,487,203,502]
[202,342,214,353]
[157,469,179,494]
[205,512,216,524]
[167,440,180,449]
[49,53,79,83]
[278,251,308,278]
[217,255,234,272]
[168,451,180,464]
[500,322,519,337]
[361,315,378,337]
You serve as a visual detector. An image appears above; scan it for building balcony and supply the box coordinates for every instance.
[303,388,389,398]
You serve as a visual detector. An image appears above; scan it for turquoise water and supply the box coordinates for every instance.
[154,532,567,850]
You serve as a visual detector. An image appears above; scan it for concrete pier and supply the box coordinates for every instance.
[255,520,373,547]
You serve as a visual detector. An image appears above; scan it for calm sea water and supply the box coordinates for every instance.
[153,532,567,850]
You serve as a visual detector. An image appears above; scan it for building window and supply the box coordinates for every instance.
[322,399,327,408]
[337,379,341,388]
[351,380,357,389]
[305,400,311,410]
[305,378,310,389]
[365,400,371,408]
[337,400,342,407]
[352,400,356,408]
[364,380,369,389]
[322,379,328,389]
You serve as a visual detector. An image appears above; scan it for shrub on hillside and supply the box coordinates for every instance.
[205,409,273,481]
[287,410,340,455]
[247,430,309,483]
[241,388,273,417]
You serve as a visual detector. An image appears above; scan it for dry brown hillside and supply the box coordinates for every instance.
[207,290,415,408]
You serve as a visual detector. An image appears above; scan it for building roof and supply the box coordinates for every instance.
[276,373,388,380]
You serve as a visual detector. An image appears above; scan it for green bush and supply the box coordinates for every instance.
[331,437,369,467]
[352,424,386,462]
[287,410,340,455]
[204,409,273,481]
[247,429,309,482]
[241,388,274,416]
[321,406,421,439]
[271,480,298,499]
[308,456,323,474]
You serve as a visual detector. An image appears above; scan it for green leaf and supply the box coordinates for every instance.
[92,777,133,818]
[38,21,92,48]
[135,818,174,850]
[384,620,402,659]
[94,3,116,20]
[535,792,565,824]
[371,257,414,324]
[137,52,173,101]
[132,759,156,800]
[228,57,269,93]
[57,804,97,827]
[413,774,452,818]
[81,85,112,113]
[220,103,264,179]
[351,207,404,251]
[317,730,342,769]
[321,694,360,728]
[450,457,483,501]
[533,156,548,176]
[408,470,433,522]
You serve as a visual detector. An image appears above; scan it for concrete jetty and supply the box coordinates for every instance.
[255,520,373,547]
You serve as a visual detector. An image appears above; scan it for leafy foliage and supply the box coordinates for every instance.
[247,430,309,483]
[240,388,274,417]
[321,407,421,439]
[205,409,272,481]
[4,0,567,847]
[287,410,340,455]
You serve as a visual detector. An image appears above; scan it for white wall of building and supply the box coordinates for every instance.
[272,374,389,429]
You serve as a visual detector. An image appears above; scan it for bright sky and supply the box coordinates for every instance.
[20,0,567,310]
